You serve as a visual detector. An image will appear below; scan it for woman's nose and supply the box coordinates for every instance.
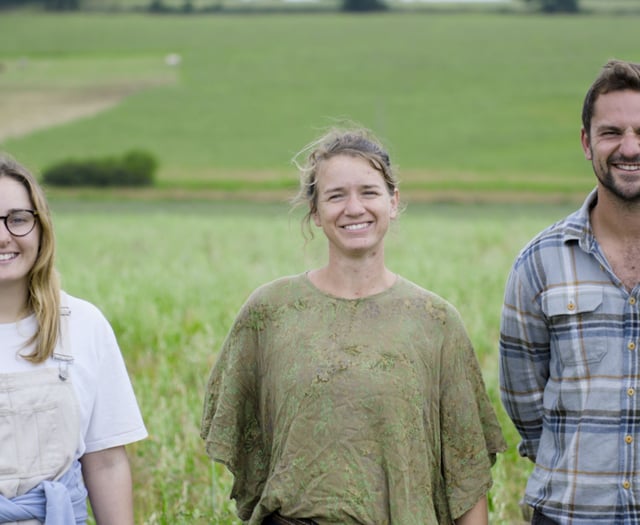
[344,194,365,215]
[0,220,12,243]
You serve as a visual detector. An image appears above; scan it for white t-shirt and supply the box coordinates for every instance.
[0,292,148,458]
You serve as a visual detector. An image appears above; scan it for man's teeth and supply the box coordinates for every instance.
[0,253,16,261]
[618,164,640,171]
[344,223,369,231]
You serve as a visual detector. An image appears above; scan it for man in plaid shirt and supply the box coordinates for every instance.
[500,59,640,525]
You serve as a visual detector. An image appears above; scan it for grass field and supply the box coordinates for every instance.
[47,196,575,524]
[0,6,636,523]
[0,10,638,200]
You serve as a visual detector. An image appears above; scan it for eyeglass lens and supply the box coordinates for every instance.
[3,210,37,236]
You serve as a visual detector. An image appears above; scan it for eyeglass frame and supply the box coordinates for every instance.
[0,209,39,237]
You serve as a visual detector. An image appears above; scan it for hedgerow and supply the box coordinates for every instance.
[42,150,157,187]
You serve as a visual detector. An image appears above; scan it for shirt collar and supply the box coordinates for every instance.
[562,187,598,252]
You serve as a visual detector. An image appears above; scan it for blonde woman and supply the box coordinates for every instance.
[0,155,147,524]
[201,128,505,525]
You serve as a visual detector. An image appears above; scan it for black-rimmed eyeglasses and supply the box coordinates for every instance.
[1,209,38,237]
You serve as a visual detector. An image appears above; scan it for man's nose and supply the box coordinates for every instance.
[618,129,640,158]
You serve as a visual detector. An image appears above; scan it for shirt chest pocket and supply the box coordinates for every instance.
[541,287,607,367]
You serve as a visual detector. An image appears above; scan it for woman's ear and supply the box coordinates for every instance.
[390,189,399,220]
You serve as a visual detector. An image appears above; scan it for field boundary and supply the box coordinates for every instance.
[45,185,588,204]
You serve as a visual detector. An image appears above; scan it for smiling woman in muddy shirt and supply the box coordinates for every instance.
[201,127,506,525]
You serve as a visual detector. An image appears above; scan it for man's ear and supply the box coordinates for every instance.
[580,128,592,161]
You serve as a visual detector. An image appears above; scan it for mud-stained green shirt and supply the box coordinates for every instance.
[201,274,505,525]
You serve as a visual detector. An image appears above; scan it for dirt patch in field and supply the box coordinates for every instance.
[0,84,161,142]
[0,53,177,141]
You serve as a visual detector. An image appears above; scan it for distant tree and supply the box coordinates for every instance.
[44,0,80,9]
[342,0,387,12]
[523,0,579,12]
[149,0,169,12]
[0,0,41,7]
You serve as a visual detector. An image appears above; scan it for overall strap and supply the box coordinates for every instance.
[53,292,73,381]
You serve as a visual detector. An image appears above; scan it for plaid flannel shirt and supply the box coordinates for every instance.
[500,189,640,524]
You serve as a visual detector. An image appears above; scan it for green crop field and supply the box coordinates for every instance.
[0,9,638,200]
[48,196,573,524]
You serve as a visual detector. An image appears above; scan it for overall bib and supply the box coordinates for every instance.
[0,301,86,524]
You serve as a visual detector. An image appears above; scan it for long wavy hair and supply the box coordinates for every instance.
[0,155,61,363]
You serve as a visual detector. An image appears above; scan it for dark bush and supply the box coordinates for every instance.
[148,0,168,12]
[541,0,578,12]
[523,0,579,13]
[342,0,387,12]
[42,150,157,187]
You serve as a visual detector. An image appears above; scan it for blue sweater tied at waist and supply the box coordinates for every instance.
[0,461,88,524]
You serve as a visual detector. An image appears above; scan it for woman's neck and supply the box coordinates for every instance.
[309,257,396,299]
[0,284,29,323]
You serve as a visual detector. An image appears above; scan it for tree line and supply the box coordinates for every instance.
[0,0,79,8]
[0,0,580,14]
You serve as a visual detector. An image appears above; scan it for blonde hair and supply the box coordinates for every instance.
[291,127,400,239]
[0,155,61,363]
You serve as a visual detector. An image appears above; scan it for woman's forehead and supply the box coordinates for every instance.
[0,176,32,211]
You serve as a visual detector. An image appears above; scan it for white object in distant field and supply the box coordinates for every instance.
[165,53,182,67]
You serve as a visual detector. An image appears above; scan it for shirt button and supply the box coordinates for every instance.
[623,481,631,489]
[631,297,637,305]
[629,342,637,351]
[626,435,634,444]
[567,301,576,311]
[629,388,636,397]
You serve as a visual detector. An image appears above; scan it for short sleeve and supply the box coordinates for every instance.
[66,296,147,454]
[439,307,506,519]
[83,320,147,451]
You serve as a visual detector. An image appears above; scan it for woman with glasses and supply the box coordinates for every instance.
[201,128,505,525]
[0,155,147,524]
